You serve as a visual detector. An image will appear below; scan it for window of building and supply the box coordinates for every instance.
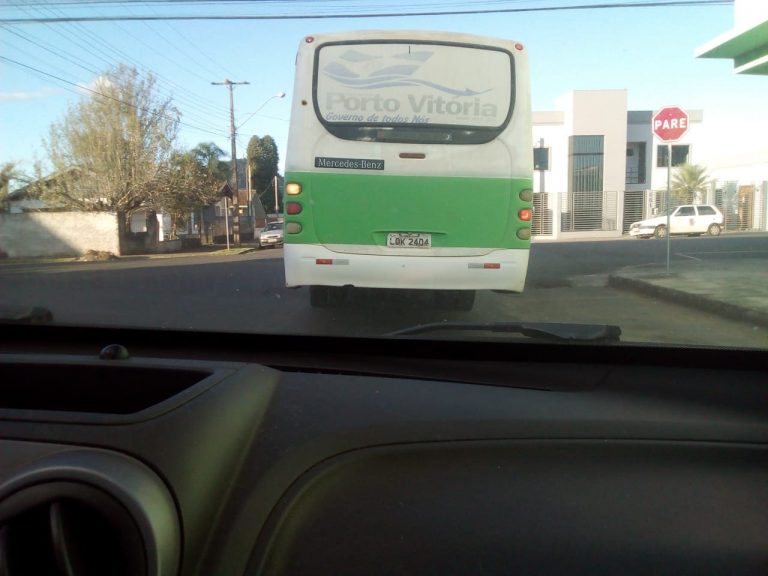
[569,136,604,192]
[657,144,690,167]
[626,142,646,185]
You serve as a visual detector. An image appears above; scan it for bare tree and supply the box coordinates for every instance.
[44,65,179,218]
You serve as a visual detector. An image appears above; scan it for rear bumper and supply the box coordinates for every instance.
[284,244,529,291]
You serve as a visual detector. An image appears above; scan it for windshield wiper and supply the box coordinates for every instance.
[387,321,621,343]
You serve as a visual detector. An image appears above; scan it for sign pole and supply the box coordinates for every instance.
[223,196,230,250]
[652,105,688,275]
[666,143,671,274]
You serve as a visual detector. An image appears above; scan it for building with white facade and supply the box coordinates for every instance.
[694,0,768,232]
[531,89,707,239]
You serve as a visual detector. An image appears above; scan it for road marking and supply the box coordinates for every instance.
[683,250,768,256]
[675,253,703,261]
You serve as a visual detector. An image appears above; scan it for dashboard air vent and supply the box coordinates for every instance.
[0,484,145,576]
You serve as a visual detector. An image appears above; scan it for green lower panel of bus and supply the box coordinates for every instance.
[283,171,532,249]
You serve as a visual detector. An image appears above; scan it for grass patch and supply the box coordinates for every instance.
[209,247,257,256]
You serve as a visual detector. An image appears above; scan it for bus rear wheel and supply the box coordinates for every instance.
[435,290,475,311]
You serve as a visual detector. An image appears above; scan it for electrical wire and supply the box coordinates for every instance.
[17,0,234,118]
[0,1,733,24]
[0,54,230,138]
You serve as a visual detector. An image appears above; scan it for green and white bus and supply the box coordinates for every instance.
[283,31,533,309]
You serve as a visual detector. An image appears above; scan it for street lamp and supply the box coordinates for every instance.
[236,92,286,232]
[236,92,286,131]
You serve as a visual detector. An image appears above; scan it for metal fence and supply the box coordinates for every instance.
[714,181,768,232]
[531,192,554,236]
[559,190,618,232]
[531,183,767,239]
[622,190,650,233]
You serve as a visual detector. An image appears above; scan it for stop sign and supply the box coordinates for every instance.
[652,106,688,142]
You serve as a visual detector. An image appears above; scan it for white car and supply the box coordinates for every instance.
[258,221,284,248]
[629,204,724,239]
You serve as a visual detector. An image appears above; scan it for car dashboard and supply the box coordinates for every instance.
[1,325,767,575]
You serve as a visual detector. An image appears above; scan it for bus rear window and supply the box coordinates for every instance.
[314,41,514,145]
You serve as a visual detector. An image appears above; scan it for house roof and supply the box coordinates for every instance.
[8,166,83,201]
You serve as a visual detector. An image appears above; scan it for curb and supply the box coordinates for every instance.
[608,274,768,329]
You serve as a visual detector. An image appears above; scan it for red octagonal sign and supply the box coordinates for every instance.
[652,106,688,142]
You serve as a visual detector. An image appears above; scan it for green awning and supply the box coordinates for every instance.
[695,19,768,75]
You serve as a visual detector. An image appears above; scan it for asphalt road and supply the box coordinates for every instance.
[527,233,768,286]
[1,234,766,348]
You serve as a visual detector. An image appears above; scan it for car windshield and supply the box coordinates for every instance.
[1,1,766,350]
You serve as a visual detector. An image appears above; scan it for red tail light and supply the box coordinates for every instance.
[518,208,532,221]
[286,202,302,215]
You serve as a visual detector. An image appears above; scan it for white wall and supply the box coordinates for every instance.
[0,212,121,258]
[711,163,768,182]
[534,90,629,194]
[531,111,566,193]
[734,0,768,29]
[566,90,628,193]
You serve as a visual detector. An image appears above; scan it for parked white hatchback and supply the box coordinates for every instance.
[629,204,724,239]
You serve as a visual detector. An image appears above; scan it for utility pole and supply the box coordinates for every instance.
[212,79,249,248]
[274,174,279,219]
[247,159,254,235]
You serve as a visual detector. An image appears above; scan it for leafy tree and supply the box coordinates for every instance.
[151,150,222,239]
[44,64,179,218]
[671,164,710,205]
[246,135,280,213]
[191,142,228,182]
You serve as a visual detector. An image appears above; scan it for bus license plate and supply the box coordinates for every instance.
[387,233,431,248]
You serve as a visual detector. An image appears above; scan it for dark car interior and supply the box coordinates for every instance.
[1,324,766,575]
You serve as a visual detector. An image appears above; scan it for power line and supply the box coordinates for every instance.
[144,3,241,80]
[14,2,233,124]
[0,54,229,138]
[0,23,102,76]
[1,20,231,131]
[0,1,733,23]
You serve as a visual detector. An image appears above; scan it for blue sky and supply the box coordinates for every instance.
[1,1,764,175]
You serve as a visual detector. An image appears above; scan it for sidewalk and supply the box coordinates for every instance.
[0,242,261,267]
[609,258,768,328]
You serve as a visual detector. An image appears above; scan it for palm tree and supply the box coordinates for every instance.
[671,164,710,205]
[191,142,227,181]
